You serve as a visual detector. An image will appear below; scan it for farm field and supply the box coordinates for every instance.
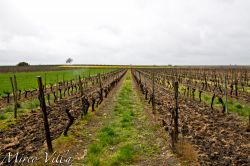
[0,67,117,130]
[132,67,250,165]
[0,66,249,166]
[0,67,114,97]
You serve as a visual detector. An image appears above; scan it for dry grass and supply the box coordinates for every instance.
[176,140,200,166]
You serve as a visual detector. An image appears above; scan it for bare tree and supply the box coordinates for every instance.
[17,62,30,66]
[66,58,73,64]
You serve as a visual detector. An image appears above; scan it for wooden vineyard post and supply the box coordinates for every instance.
[56,74,59,99]
[204,74,208,90]
[224,74,228,114]
[139,71,141,83]
[152,72,156,114]
[78,76,85,118]
[13,75,18,98]
[5,92,10,103]
[211,94,215,110]
[235,76,238,97]
[37,76,53,153]
[79,76,84,96]
[170,81,179,151]
[10,76,18,118]
[174,81,179,143]
[98,73,103,103]
[199,90,202,102]
[13,74,20,109]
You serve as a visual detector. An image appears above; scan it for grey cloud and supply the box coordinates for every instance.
[0,0,250,65]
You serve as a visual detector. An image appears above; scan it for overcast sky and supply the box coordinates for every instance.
[0,0,250,65]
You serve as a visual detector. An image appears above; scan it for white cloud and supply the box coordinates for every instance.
[0,0,250,65]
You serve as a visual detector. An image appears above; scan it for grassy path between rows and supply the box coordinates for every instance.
[82,72,179,166]
[36,71,180,166]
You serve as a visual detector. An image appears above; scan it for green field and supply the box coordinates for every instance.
[0,68,114,96]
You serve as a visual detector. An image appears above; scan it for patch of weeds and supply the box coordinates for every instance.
[228,100,233,105]
[7,120,16,126]
[0,114,7,120]
[226,102,250,116]
[53,133,77,150]
[203,95,210,102]
[88,155,100,166]
[4,106,13,113]
[89,144,102,155]
[22,99,40,109]
[101,127,116,136]
[215,100,220,104]
[235,103,243,109]
[129,111,135,116]
[18,109,25,113]
[111,144,135,165]
[86,127,120,165]
[121,113,133,128]
[114,105,122,114]
[99,127,120,146]
[200,91,250,117]
[114,105,119,111]
[121,114,132,123]
[126,104,134,110]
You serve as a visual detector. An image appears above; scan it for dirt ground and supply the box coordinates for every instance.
[36,71,183,166]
